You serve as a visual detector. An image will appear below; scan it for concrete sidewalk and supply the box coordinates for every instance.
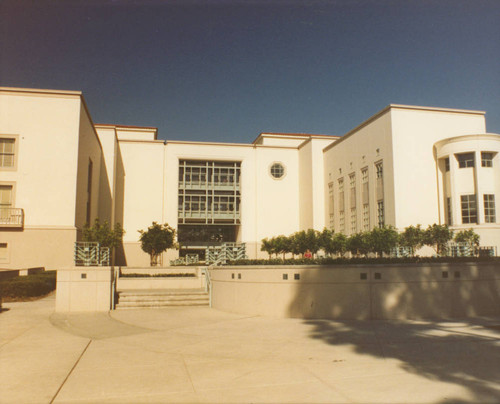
[1,295,500,403]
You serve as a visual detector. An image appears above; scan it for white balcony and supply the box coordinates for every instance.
[0,208,24,228]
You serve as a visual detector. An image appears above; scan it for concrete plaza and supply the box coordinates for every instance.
[1,295,500,403]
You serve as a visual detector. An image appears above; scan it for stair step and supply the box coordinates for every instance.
[115,288,209,310]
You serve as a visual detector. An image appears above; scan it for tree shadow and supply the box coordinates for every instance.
[289,262,500,402]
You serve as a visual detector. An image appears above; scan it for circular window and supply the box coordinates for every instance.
[270,162,285,179]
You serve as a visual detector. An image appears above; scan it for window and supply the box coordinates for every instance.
[377,200,384,228]
[376,162,383,179]
[446,197,452,225]
[363,203,370,230]
[361,168,369,230]
[457,153,474,168]
[339,210,345,233]
[270,162,285,179]
[0,185,13,221]
[350,208,356,233]
[349,173,356,208]
[0,243,8,262]
[328,182,334,230]
[0,138,15,168]
[481,152,494,167]
[484,194,496,223]
[444,157,450,172]
[461,194,477,224]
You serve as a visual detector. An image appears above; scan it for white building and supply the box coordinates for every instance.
[0,87,498,269]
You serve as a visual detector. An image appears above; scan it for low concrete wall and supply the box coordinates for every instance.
[209,263,500,320]
[56,267,114,312]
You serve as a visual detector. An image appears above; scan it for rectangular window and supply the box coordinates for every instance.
[349,173,356,209]
[0,185,13,222]
[328,182,334,230]
[375,161,384,201]
[339,211,345,233]
[457,153,475,168]
[461,194,477,224]
[338,177,344,214]
[484,194,496,223]
[444,157,450,172]
[350,208,356,233]
[446,197,452,225]
[377,200,385,228]
[0,138,15,168]
[363,204,369,230]
[481,152,494,167]
[0,243,8,262]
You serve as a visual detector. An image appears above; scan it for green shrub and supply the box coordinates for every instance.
[0,271,56,299]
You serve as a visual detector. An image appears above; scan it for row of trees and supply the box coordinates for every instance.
[261,225,480,258]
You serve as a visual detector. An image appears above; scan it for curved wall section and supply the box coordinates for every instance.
[210,264,500,320]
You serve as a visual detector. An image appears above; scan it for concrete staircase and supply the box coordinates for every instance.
[115,288,209,310]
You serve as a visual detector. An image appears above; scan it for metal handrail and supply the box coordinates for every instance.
[202,267,212,307]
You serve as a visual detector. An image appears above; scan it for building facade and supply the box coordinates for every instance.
[0,87,498,269]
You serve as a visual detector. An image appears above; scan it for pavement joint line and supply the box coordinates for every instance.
[302,364,356,403]
[181,354,198,396]
[50,339,92,404]
[0,325,34,349]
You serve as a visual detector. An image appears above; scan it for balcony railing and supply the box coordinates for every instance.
[0,208,24,227]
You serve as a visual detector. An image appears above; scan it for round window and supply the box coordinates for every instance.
[270,162,285,179]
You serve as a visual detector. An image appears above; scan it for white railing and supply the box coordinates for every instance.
[202,267,212,307]
[205,243,247,265]
[74,242,110,266]
[0,208,24,227]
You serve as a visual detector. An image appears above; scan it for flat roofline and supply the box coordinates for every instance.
[323,104,487,153]
[166,139,298,150]
[253,132,339,144]
[95,123,158,131]
[0,86,82,97]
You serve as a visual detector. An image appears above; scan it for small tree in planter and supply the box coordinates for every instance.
[369,225,399,257]
[82,218,125,249]
[138,222,177,266]
[399,225,425,256]
[423,224,454,256]
[454,228,480,251]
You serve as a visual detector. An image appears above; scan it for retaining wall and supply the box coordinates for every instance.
[209,263,500,320]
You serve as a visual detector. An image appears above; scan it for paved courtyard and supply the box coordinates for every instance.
[1,294,500,403]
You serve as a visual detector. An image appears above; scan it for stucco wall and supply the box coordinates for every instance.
[210,263,500,320]
[390,107,486,228]
[323,110,395,233]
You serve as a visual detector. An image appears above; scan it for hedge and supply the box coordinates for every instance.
[0,271,56,299]
[225,256,499,266]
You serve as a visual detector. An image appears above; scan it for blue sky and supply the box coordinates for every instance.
[1,0,499,142]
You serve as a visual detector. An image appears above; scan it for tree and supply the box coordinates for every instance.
[319,228,334,256]
[304,229,321,257]
[331,233,347,256]
[346,232,370,257]
[454,228,480,250]
[274,235,290,259]
[423,224,454,256]
[260,238,273,259]
[399,225,425,256]
[369,225,399,257]
[82,218,124,249]
[138,222,176,266]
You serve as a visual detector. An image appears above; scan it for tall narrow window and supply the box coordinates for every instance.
[86,159,93,224]
[457,153,474,168]
[444,157,450,172]
[0,138,15,168]
[446,197,452,225]
[328,182,334,230]
[0,185,13,222]
[349,173,356,233]
[484,194,496,223]
[481,152,494,167]
[377,200,385,227]
[361,168,369,230]
[338,178,344,233]
[461,194,477,224]
[375,161,384,227]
